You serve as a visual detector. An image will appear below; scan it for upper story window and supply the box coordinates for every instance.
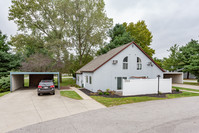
[137,57,142,70]
[123,56,128,69]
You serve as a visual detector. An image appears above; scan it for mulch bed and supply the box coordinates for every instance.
[79,88,182,98]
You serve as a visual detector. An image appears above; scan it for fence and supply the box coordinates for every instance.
[122,78,172,96]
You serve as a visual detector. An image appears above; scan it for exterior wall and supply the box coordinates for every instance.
[12,75,24,91]
[29,74,53,87]
[164,74,183,83]
[76,74,82,87]
[91,44,164,92]
[122,78,172,96]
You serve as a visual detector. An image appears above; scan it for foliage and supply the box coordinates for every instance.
[60,91,82,100]
[162,44,181,71]
[97,24,133,55]
[20,53,57,72]
[0,31,21,78]
[173,86,199,92]
[0,91,10,97]
[103,92,109,95]
[10,34,47,57]
[175,88,180,92]
[123,21,155,57]
[153,57,163,68]
[0,76,10,93]
[9,0,112,66]
[179,39,199,82]
[98,92,103,95]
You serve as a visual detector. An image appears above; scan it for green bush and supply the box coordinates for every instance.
[106,89,110,92]
[98,92,103,95]
[0,76,10,93]
[176,88,180,92]
[104,92,109,95]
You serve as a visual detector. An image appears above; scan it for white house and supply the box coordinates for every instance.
[76,42,166,92]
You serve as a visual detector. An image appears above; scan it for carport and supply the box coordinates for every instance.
[10,72,60,91]
[163,72,183,83]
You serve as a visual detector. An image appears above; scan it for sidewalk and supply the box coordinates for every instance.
[173,84,199,90]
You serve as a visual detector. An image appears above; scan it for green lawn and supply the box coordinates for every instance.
[60,91,82,100]
[0,91,10,97]
[91,91,199,107]
[183,82,199,86]
[173,86,199,92]
[91,96,164,107]
[24,78,29,87]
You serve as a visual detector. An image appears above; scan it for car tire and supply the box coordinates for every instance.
[52,92,55,95]
[38,93,40,96]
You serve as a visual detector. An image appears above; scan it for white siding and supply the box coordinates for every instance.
[77,43,164,92]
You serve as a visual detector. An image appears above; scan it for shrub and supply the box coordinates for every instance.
[104,92,109,95]
[106,89,110,93]
[98,92,103,95]
[0,76,10,93]
[97,89,102,93]
[176,88,180,92]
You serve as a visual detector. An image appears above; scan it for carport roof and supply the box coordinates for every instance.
[10,72,59,75]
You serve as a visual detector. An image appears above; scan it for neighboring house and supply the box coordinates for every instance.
[76,42,166,92]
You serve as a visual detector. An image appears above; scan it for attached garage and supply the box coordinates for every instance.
[10,72,60,91]
[163,72,183,84]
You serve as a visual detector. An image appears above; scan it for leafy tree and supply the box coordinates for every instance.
[153,57,163,68]
[10,34,47,57]
[123,21,155,57]
[162,44,181,71]
[97,24,133,55]
[179,39,199,81]
[0,31,21,78]
[9,0,112,65]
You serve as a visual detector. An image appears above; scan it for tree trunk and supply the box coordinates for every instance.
[187,72,189,79]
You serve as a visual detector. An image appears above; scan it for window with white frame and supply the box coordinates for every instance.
[123,56,128,69]
[86,76,88,83]
[89,76,92,84]
[137,57,142,70]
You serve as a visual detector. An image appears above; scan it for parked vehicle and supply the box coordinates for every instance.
[37,80,55,96]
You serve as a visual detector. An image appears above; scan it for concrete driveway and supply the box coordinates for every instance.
[0,88,105,133]
[9,96,199,133]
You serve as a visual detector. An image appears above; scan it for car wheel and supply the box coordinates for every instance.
[52,92,55,95]
[38,93,40,96]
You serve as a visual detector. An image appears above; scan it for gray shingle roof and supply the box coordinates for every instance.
[76,42,132,73]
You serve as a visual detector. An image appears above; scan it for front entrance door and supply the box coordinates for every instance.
[117,77,127,90]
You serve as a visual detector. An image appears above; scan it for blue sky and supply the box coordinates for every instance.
[1,0,199,59]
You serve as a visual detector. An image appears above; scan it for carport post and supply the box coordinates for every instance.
[58,73,60,89]
[10,73,12,92]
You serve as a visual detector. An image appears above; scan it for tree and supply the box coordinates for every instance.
[123,21,155,57]
[10,34,47,57]
[153,57,163,68]
[179,39,199,81]
[9,0,112,66]
[0,31,21,78]
[97,24,133,55]
[20,53,56,72]
[67,0,112,65]
[162,44,181,71]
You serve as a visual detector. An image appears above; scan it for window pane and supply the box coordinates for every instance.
[89,76,92,84]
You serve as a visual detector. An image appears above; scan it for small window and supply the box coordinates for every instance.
[86,76,88,83]
[123,56,128,69]
[89,76,92,84]
[78,76,79,81]
[137,57,142,70]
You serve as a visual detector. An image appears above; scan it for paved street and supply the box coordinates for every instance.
[0,88,105,133]
[10,96,199,133]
